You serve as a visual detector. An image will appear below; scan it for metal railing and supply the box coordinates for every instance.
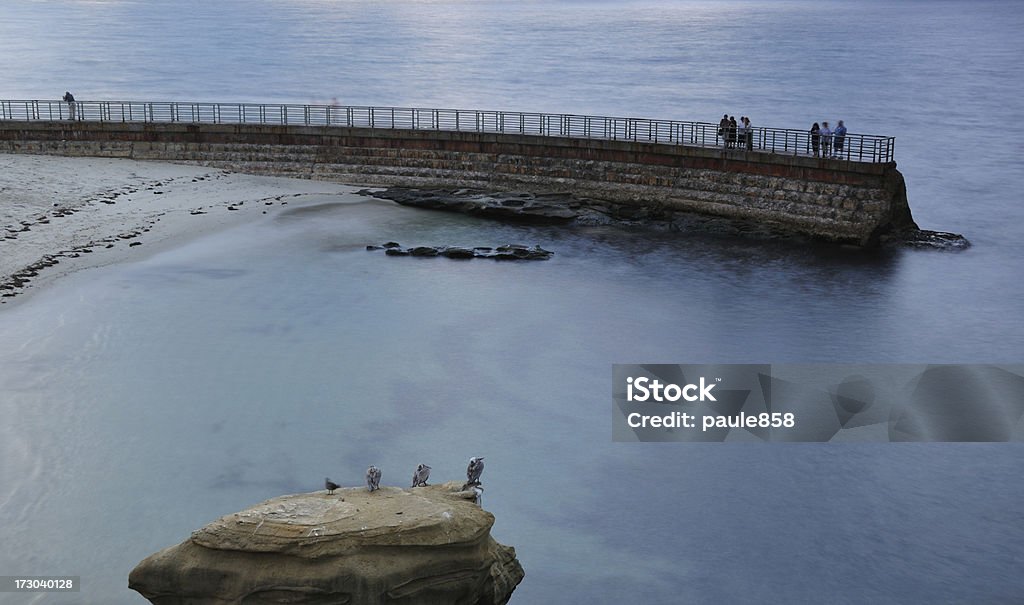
[0,99,895,163]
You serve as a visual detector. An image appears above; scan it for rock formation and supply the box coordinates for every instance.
[367,242,554,260]
[361,187,970,251]
[358,188,580,224]
[129,482,524,604]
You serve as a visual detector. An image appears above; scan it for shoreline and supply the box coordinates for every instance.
[0,154,364,308]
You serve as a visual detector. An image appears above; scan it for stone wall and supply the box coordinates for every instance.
[0,120,916,245]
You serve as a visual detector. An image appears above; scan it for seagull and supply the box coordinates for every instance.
[465,456,485,487]
[324,477,340,495]
[411,463,431,487]
[366,465,381,492]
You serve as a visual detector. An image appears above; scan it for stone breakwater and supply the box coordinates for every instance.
[361,187,970,249]
[129,482,524,605]
[0,120,945,246]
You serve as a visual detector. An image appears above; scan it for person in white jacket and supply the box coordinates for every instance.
[820,121,833,158]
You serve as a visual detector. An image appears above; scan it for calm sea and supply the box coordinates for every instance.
[1,1,1023,603]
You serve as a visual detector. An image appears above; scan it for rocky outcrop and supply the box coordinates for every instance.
[361,187,970,250]
[129,482,524,605]
[359,188,666,227]
[358,188,581,224]
[367,241,554,260]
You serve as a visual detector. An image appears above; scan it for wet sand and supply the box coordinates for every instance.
[0,154,362,306]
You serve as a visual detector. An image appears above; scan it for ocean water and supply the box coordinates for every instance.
[1,1,1023,603]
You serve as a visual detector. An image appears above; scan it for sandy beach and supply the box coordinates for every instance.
[0,153,361,305]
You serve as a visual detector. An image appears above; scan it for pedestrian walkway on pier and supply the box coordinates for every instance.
[0,99,895,164]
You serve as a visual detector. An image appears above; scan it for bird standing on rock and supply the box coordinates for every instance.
[324,477,340,495]
[466,456,485,486]
[366,465,381,492]
[411,464,431,487]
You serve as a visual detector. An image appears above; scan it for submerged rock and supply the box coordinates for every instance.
[409,246,440,257]
[441,247,476,259]
[360,187,579,224]
[894,229,972,251]
[129,482,524,605]
[370,243,553,261]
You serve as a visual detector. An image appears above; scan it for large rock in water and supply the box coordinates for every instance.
[129,482,524,604]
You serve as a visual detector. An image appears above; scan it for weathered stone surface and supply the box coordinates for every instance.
[441,247,475,259]
[408,246,440,257]
[365,188,580,224]
[360,187,965,250]
[895,229,972,251]
[371,242,553,261]
[129,482,524,605]
[0,120,956,246]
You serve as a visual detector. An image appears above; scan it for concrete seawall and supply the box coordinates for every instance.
[0,120,917,246]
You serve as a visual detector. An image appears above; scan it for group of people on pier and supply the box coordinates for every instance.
[717,114,753,151]
[717,112,849,159]
[810,120,847,158]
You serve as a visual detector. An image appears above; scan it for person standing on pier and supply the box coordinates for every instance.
[728,116,737,148]
[810,122,821,157]
[62,91,75,120]
[743,116,753,151]
[833,120,847,158]
[719,114,730,148]
[820,121,833,158]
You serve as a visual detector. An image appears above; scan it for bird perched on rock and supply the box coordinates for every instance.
[324,477,340,495]
[411,463,431,487]
[465,456,485,487]
[366,465,381,492]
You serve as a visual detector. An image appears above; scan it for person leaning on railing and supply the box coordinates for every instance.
[62,91,75,120]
